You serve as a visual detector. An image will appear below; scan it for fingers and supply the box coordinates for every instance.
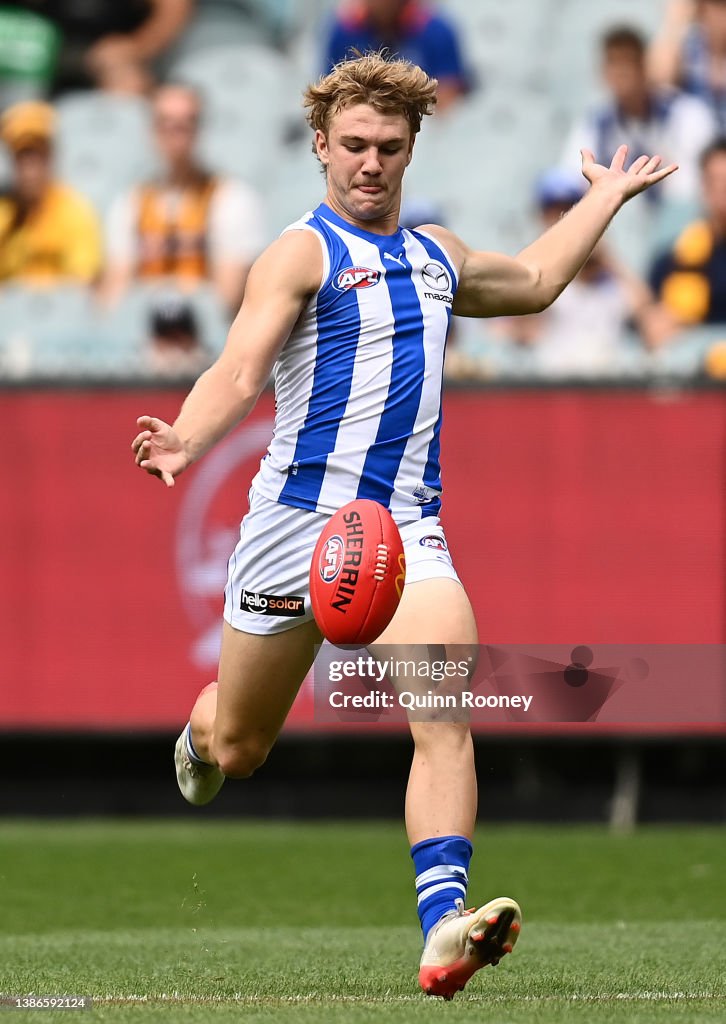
[629,154,652,175]
[132,414,171,456]
[648,163,679,184]
[135,437,156,465]
[633,154,663,176]
[131,429,152,454]
[580,147,596,166]
[631,155,678,185]
[133,414,177,486]
[136,415,165,432]
[139,459,175,487]
[610,144,628,171]
[132,415,163,452]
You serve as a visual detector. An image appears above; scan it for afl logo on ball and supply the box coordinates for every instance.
[334,267,380,292]
[319,535,345,583]
[421,261,451,292]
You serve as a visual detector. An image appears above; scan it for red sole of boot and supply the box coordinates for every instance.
[419,908,520,1000]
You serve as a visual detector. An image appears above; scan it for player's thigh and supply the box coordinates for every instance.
[370,516,478,696]
[380,515,478,645]
[370,579,476,732]
[376,577,478,646]
[218,488,327,747]
[214,618,323,749]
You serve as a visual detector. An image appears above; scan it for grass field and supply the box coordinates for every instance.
[1,821,725,1022]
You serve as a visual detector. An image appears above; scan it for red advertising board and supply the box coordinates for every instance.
[1,387,723,731]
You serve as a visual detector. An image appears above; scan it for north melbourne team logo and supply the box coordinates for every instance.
[334,266,380,292]
[421,261,452,292]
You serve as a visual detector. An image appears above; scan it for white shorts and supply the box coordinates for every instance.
[223,489,461,635]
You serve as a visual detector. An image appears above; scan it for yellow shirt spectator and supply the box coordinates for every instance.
[0,181,102,284]
[0,100,103,286]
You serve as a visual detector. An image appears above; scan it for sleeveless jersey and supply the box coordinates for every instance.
[252,202,458,523]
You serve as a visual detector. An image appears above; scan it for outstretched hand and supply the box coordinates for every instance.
[131,415,189,487]
[581,144,678,202]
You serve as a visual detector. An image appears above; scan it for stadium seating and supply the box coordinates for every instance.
[169,44,294,188]
[0,0,718,380]
[0,143,10,187]
[55,93,155,215]
[267,140,326,236]
[0,286,96,378]
[164,0,299,63]
[100,283,230,370]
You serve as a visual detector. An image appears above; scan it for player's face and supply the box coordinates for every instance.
[317,104,414,230]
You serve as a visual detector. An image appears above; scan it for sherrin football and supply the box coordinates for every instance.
[310,499,406,645]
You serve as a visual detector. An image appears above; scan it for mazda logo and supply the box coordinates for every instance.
[421,261,451,292]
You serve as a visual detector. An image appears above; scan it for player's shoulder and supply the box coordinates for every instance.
[248,224,324,298]
[411,223,468,276]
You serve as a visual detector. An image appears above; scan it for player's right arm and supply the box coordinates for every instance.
[131,229,322,486]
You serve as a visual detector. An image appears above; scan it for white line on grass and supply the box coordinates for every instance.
[92,991,721,1006]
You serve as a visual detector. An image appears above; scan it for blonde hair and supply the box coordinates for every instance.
[303,52,437,152]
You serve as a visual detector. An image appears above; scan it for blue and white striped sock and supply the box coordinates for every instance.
[184,723,212,766]
[411,834,473,941]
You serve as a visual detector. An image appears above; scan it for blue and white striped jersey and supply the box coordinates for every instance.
[252,202,458,524]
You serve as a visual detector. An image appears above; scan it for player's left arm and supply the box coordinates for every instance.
[438,145,677,318]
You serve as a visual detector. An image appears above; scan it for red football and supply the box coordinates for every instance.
[310,499,406,645]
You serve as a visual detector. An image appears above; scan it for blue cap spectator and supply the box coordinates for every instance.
[322,1,471,113]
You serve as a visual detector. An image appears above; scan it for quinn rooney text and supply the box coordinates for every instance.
[328,691,534,712]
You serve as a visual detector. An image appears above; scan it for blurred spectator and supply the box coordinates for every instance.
[145,292,210,377]
[102,83,265,314]
[0,6,59,109]
[562,25,716,205]
[649,0,726,132]
[322,0,470,112]
[5,0,194,96]
[494,170,665,375]
[0,100,101,284]
[649,137,726,336]
[166,0,295,60]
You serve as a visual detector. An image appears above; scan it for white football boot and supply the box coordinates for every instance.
[174,727,225,806]
[418,896,522,1000]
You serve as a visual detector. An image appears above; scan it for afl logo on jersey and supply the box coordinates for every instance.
[421,261,451,292]
[319,535,345,583]
[419,534,448,552]
[334,266,380,292]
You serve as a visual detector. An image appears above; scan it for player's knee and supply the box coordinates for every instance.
[410,719,470,753]
[213,736,270,779]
